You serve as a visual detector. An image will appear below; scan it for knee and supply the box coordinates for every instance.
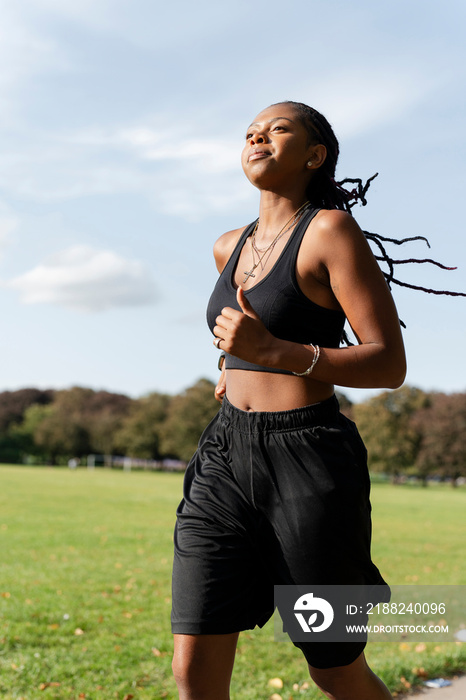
[308,667,347,700]
[308,654,391,700]
[171,648,214,698]
[308,654,366,700]
[172,652,195,693]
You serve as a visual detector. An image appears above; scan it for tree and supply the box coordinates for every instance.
[29,399,90,464]
[0,389,55,462]
[11,404,55,463]
[412,393,466,485]
[0,388,54,433]
[353,386,430,480]
[84,390,132,456]
[335,390,353,420]
[19,387,131,464]
[115,392,170,459]
[160,379,219,462]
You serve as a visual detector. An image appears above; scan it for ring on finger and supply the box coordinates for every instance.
[214,337,222,349]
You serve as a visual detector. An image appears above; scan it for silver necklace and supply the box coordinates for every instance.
[242,201,310,284]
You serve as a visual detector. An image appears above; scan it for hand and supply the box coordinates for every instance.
[214,367,226,403]
[213,287,275,365]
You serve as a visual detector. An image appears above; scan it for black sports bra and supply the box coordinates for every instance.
[206,206,346,374]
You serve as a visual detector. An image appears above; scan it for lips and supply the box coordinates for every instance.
[248,150,270,162]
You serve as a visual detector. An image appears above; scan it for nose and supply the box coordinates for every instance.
[249,132,267,145]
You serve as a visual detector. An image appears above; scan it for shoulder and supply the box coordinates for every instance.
[311,208,364,240]
[305,208,372,263]
[213,225,248,273]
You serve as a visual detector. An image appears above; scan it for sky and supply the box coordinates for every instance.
[0,0,465,404]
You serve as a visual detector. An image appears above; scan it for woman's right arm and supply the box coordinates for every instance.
[213,227,247,273]
[211,227,246,402]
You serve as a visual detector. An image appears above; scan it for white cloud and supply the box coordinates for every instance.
[67,124,241,174]
[7,245,157,312]
[0,60,451,220]
[0,122,251,219]
[116,128,241,174]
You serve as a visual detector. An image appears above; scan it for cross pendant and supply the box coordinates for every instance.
[243,268,256,284]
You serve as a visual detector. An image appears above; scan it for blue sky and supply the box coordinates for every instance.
[0,0,465,403]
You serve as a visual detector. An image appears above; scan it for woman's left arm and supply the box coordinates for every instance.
[293,209,407,388]
[214,211,406,390]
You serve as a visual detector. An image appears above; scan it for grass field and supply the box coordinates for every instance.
[0,466,464,699]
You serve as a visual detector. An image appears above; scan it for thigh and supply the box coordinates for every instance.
[255,414,381,586]
[251,414,386,668]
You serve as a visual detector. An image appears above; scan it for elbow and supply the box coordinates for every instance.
[385,356,407,390]
[369,343,406,389]
[386,374,406,390]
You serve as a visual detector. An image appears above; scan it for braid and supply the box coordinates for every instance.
[363,231,465,297]
[271,100,466,342]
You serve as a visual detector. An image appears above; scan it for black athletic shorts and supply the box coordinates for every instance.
[171,394,387,669]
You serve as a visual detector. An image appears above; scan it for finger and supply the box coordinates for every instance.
[213,324,227,339]
[237,286,260,319]
[214,375,226,403]
[215,313,232,330]
[218,306,241,321]
[215,382,226,398]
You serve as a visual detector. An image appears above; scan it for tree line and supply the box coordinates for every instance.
[0,380,218,466]
[352,386,466,484]
[0,383,464,482]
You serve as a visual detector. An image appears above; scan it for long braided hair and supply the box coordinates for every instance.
[278,101,465,313]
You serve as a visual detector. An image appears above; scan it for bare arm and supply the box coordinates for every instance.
[211,227,246,401]
[213,226,247,273]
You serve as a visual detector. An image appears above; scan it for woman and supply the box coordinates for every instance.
[171,101,405,700]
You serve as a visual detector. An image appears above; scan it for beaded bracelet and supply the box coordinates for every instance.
[292,344,321,377]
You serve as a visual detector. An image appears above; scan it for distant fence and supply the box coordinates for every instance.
[77,455,186,472]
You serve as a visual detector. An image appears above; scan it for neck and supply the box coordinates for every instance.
[257,190,309,236]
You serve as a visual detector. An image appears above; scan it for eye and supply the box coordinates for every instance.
[272,125,286,132]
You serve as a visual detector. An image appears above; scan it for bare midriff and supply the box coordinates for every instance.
[225,369,334,412]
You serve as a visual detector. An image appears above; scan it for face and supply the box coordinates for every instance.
[241,103,318,190]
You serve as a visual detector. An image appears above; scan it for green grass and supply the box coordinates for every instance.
[0,467,464,699]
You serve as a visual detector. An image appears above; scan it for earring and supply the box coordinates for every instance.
[307,161,313,167]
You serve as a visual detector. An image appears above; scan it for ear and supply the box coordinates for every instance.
[306,143,327,170]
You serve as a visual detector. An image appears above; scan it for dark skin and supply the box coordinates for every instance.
[212,104,406,410]
[173,103,401,699]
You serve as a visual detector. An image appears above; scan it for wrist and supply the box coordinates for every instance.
[260,337,304,370]
[268,339,322,375]
[292,344,320,376]
[258,336,286,368]
[218,352,225,371]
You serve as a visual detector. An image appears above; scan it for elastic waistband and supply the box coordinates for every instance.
[220,394,340,434]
